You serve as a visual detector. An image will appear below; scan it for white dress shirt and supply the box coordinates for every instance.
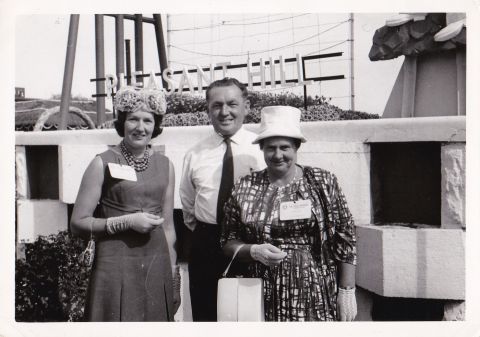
[180,127,265,231]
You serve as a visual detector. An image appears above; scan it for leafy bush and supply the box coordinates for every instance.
[248,91,331,109]
[243,104,378,124]
[166,93,207,115]
[96,91,378,128]
[338,109,379,120]
[163,111,210,127]
[15,231,90,322]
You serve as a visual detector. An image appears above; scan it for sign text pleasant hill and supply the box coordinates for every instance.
[101,54,315,96]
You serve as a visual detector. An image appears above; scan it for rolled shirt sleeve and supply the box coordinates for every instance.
[179,151,197,231]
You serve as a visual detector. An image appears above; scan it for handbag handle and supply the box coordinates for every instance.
[222,243,245,277]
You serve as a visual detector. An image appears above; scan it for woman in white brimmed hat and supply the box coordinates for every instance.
[220,106,357,321]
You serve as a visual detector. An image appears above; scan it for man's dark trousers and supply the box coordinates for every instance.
[188,221,227,322]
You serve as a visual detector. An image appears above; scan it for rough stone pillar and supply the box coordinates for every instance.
[442,300,465,320]
[441,143,465,229]
[15,146,29,199]
[15,146,28,261]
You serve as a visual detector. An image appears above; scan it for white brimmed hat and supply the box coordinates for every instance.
[252,106,306,144]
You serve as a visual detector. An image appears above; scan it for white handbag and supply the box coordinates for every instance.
[217,244,265,321]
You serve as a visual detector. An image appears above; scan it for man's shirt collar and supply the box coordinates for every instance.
[213,127,246,146]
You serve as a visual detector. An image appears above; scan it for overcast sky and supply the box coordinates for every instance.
[15,13,404,115]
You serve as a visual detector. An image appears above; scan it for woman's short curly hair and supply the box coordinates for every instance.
[113,110,163,138]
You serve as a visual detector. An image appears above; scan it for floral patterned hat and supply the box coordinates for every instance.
[114,85,167,115]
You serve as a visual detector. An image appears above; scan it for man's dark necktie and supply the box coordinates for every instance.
[216,137,234,225]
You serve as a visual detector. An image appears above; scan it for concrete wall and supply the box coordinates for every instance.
[383,50,466,118]
[15,115,465,215]
[16,199,68,242]
[15,116,466,319]
[298,141,371,225]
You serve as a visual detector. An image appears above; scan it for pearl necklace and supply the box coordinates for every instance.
[120,140,150,172]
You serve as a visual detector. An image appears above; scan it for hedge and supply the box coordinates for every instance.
[15,232,89,322]
[134,91,378,128]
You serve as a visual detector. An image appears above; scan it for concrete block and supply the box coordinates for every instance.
[58,144,109,204]
[15,116,465,146]
[441,143,465,229]
[356,225,385,294]
[17,199,68,242]
[163,146,191,209]
[354,287,373,321]
[299,142,371,225]
[16,128,122,146]
[356,224,465,300]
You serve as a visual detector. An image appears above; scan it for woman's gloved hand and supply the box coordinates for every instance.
[250,243,287,267]
[173,265,181,313]
[106,213,164,235]
[337,287,357,321]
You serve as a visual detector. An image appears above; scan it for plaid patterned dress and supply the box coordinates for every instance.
[221,166,356,321]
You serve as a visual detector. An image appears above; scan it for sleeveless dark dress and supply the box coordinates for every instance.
[85,148,174,322]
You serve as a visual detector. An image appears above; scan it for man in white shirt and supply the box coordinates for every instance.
[180,77,264,321]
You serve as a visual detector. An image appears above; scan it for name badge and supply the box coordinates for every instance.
[279,199,312,221]
[108,163,137,181]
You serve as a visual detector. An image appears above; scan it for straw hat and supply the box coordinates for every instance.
[252,106,306,144]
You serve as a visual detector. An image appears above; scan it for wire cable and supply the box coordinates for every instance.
[220,13,288,23]
[222,13,311,26]
[305,40,349,55]
[168,14,311,32]
[170,21,348,58]
[173,22,345,47]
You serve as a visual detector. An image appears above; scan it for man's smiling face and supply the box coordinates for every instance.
[207,85,250,137]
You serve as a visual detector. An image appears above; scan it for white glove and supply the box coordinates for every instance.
[250,243,287,267]
[337,287,357,321]
[106,213,164,235]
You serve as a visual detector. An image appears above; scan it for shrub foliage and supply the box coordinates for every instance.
[155,91,377,127]
[15,231,90,322]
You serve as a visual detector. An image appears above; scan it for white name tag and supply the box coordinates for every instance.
[108,163,137,181]
[279,199,312,221]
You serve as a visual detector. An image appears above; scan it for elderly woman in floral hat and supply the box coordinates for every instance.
[221,106,357,321]
[71,85,180,321]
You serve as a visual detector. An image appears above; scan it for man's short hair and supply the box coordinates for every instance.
[205,77,249,102]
